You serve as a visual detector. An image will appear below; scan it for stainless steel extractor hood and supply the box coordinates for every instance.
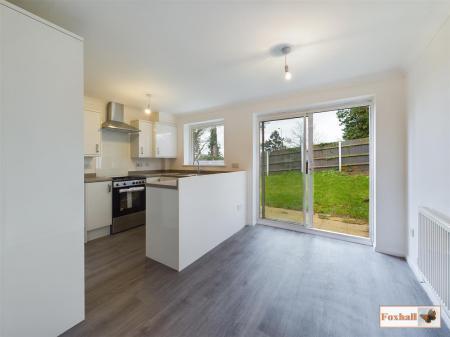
[101,102,140,133]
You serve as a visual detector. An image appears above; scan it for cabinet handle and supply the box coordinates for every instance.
[108,184,111,193]
[157,147,160,155]
[140,146,143,155]
[96,144,99,153]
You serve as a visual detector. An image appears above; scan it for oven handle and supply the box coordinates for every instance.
[118,186,145,193]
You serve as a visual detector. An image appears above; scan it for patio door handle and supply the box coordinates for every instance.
[306,161,309,174]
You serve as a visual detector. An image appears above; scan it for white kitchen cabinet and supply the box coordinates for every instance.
[85,181,112,231]
[130,120,153,158]
[154,122,177,158]
[84,109,101,156]
[0,2,84,336]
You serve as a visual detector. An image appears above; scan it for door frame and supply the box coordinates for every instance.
[253,97,375,246]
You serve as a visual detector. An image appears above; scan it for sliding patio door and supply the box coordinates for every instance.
[259,106,370,239]
[260,116,312,226]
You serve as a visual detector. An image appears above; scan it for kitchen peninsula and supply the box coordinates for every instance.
[146,171,246,271]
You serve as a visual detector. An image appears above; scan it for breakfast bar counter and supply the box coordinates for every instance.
[145,171,246,271]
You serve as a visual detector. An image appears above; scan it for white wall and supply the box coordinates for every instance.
[1,2,84,336]
[172,72,407,256]
[406,16,450,263]
[84,96,175,176]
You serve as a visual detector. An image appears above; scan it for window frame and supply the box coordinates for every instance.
[183,119,225,166]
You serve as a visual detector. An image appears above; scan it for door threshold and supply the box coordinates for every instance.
[257,218,373,246]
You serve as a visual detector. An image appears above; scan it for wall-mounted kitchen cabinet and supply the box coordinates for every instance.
[84,109,101,156]
[154,122,177,158]
[130,120,153,158]
[85,181,112,232]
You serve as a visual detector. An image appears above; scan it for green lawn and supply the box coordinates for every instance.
[264,170,369,221]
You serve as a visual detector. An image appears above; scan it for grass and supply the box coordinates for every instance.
[264,170,369,221]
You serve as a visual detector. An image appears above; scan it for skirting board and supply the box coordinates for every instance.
[374,246,405,258]
[87,226,110,242]
[407,257,450,329]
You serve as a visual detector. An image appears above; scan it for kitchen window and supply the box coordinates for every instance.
[184,119,225,166]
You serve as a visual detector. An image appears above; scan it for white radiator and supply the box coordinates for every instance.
[418,207,450,314]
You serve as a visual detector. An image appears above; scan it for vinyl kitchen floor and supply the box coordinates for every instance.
[61,225,449,337]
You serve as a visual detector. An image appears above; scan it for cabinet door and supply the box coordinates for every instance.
[84,110,101,156]
[1,4,84,336]
[131,120,152,158]
[140,121,152,157]
[85,181,112,231]
[155,123,177,158]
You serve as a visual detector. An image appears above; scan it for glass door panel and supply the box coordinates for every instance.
[310,108,370,238]
[260,117,306,224]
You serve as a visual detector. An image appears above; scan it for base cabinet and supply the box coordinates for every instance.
[85,182,112,233]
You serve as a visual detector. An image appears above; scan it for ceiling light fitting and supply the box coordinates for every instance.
[281,46,292,81]
[144,93,152,114]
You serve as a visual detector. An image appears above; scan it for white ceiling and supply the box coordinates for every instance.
[9,0,450,114]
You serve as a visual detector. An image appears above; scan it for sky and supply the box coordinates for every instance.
[263,110,344,146]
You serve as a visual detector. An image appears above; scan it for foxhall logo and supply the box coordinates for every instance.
[380,306,441,328]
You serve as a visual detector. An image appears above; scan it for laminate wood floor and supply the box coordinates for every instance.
[61,225,449,337]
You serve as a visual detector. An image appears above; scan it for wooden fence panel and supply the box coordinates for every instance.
[264,138,369,174]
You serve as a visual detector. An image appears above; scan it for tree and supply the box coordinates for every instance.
[264,130,285,152]
[336,106,369,140]
[193,126,224,161]
[208,127,222,159]
[192,127,206,161]
[289,119,304,148]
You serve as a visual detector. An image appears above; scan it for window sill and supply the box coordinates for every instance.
[183,163,226,167]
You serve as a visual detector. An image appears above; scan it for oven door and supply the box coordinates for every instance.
[113,185,146,218]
